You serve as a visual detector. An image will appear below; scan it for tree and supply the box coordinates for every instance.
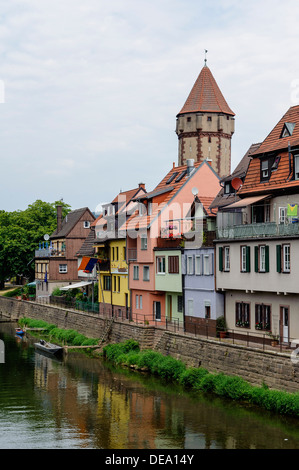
[0,200,71,287]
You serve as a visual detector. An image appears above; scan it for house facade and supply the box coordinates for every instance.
[127,159,221,326]
[214,105,299,344]
[35,206,95,298]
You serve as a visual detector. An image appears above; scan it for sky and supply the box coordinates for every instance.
[1,0,299,213]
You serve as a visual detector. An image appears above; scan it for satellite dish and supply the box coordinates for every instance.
[231,178,243,191]
[192,187,199,196]
[44,234,50,241]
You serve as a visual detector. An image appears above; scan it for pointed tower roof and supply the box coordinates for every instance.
[178,65,235,116]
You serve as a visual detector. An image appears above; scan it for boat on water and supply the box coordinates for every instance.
[34,339,64,358]
[15,328,25,336]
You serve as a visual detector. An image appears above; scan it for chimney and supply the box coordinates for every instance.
[187,159,194,176]
[139,182,145,190]
[56,205,62,232]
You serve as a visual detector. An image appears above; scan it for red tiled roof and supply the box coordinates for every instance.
[178,66,235,116]
[125,161,220,231]
[251,106,299,155]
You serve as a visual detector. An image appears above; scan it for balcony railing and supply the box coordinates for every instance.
[217,222,299,240]
[35,248,66,258]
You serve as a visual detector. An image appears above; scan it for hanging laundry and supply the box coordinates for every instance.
[287,204,298,217]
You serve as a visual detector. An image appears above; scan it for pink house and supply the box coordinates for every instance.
[126,159,220,325]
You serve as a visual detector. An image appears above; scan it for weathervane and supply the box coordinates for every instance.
[204,49,208,66]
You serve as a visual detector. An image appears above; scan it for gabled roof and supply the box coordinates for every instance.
[125,160,220,231]
[177,66,235,117]
[51,207,95,239]
[210,143,261,210]
[251,106,299,155]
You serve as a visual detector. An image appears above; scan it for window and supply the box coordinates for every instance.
[195,255,201,275]
[136,295,139,309]
[156,256,166,274]
[224,247,230,272]
[295,155,299,180]
[187,256,193,275]
[133,265,139,280]
[187,299,194,316]
[177,295,183,313]
[118,276,120,292]
[207,116,212,122]
[139,295,143,310]
[283,244,290,273]
[203,255,210,275]
[175,170,187,182]
[187,117,191,122]
[255,304,271,331]
[205,305,211,319]
[84,221,90,228]
[168,255,179,274]
[141,236,148,250]
[241,246,251,273]
[255,245,269,273]
[261,159,269,180]
[154,301,161,321]
[235,302,250,328]
[166,172,179,184]
[59,264,67,273]
[143,266,150,281]
[224,182,231,195]
[113,276,117,292]
[103,275,111,291]
[279,207,287,224]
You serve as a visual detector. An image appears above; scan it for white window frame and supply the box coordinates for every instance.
[156,256,166,274]
[136,295,139,309]
[195,255,201,275]
[83,221,90,228]
[187,256,193,275]
[279,207,287,224]
[224,247,230,272]
[241,246,247,272]
[59,264,67,273]
[261,159,269,179]
[141,236,148,250]
[260,245,266,272]
[283,244,290,273]
[187,299,194,316]
[139,295,143,310]
[143,266,150,281]
[203,255,210,275]
[133,265,139,280]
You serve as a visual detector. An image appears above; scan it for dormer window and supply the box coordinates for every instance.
[280,122,295,138]
[271,156,281,171]
[224,182,231,194]
[261,159,269,180]
[83,221,90,228]
[166,172,179,184]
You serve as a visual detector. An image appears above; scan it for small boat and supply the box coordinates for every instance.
[34,339,63,358]
[15,328,25,336]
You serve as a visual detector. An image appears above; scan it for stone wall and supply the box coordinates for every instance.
[1,296,298,393]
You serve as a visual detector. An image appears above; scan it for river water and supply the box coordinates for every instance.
[0,322,298,450]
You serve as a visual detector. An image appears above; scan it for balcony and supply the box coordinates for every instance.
[217,221,299,240]
[127,249,137,261]
[35,248,66,258]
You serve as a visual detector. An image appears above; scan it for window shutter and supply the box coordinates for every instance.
[219,247,223,272]
[265,245,270,272]
[246,246,251,272]
[254,246,259,272]
[276,245,282,273]
[210,253,214,275]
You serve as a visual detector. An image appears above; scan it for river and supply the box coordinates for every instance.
[0,322,298,450]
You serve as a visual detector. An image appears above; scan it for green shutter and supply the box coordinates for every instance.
[254,246,259,272]
[265,245,270,272]
[246,246,251,272]
[219,247,223,272]
[276,245,282,273]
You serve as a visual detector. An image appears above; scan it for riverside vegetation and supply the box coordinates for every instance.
[102,340,299,418]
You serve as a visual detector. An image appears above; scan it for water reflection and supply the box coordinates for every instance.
[0,322,299,449]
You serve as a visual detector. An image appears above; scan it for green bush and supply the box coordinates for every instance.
[179,367,209,388]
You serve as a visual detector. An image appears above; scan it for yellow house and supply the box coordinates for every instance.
[97,238,130,318]
[94,184,146,318]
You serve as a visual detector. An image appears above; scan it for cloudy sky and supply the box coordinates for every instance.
[1,0,299,213]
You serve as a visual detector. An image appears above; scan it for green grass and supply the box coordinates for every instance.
[103,340,299,418]
[19,317,99,347]
[1,287,22,297]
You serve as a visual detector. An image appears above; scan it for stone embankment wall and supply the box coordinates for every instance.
[1,296,298,393]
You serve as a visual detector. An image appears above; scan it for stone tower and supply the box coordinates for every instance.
[176,64,235,178]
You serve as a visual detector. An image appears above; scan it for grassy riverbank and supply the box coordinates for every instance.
[19,317,99,347]
[102,340,299,418]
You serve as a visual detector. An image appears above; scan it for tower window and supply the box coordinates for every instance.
[208,136,211,143]
[187,117,191,122]
[207,116,212,121]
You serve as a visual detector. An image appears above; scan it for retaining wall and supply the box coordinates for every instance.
[1,296,298,393]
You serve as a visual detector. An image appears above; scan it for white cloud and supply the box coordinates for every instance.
[1,0,299,211]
